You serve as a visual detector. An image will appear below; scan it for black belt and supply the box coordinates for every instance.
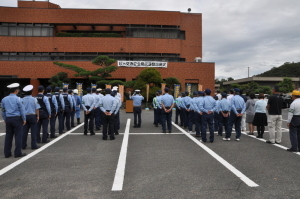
[106,110,111,112]
[86,106,90,109]
[26,113,36,115]
[165,106,171,109]
[222,111,229,114]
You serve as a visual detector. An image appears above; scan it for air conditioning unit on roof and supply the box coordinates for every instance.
[194,57,202,62]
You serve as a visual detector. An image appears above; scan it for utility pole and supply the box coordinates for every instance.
[248,67,250,78]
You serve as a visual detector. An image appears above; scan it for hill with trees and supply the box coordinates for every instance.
[256,62,300,77]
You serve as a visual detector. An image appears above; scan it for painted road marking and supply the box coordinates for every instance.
[112,119,131,191]
[0,123,84,177]
[174,122,259,187]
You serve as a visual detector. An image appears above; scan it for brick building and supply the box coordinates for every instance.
[0,0,215,97]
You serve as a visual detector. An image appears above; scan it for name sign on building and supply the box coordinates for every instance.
[118,61,167,68]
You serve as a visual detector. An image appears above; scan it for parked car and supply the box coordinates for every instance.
[281,94,292,108]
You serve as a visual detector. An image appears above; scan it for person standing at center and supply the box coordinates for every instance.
[82,87,95,135]
[253,93,268,138]
[130,89,144,128]
[62,88,73,131]
[161,87,175,133]
[99,88,117,140]
[46,86,58,138]
[200,89,216,143]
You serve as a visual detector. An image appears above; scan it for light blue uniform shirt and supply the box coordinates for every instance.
[131,95,144,106]
[1,94,26,121]
[71,95,76,110]
[47,93,58,113]
[99,94,117,113]
[82,94,95,112]
[73,94,82,108]
[190,97,198,111]
[54,92,65,110]
[219,98,231,112]
[22,95,40,114]
[161,93,175,107]
[254,100,267,113]
[175,96,182,108]
[215,100,220,113]
[181,96,192,109]
[113,96,122,114]
[92,93,100,108]
[231,95,246,114]
[152,97,158,109]
[200,96,216,113]
[194,96,204,114]
[156,95,162,108]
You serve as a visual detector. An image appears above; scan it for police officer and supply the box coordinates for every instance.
[97,88,104,128]
[155,90,163,126]
[82,87,95,135]
[199,89,216,143]
[53,87,65,134]
[62,88,73,131]
[1,83,26,158]
[112,88,122,135]
[35,86,51,143]
[188,91,198,133]
[179,92,186,127]
[213,96,220,132]
[181,91,192,129]
[73,89,82,125]
[92,88,101,130]
[194,91,205,137]
[175,93,182,125]
[223,88,246,141]
[218,93,231,136]
[160,87,175,133]
[46,86,58,138]
[99,88,117,140]
[287,90,300,152]
[68,89,76,127]
[22,85,40,150]
[130,89,144,128]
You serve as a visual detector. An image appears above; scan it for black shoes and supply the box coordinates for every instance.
[103,137,107,140]
[90,132,95,136]
[84,131,88,135]
[110,137,115,140]
[266,141,275,144]
[50,135,57,138]
[162,131,166,133]
[169,130,172,133]
[133,126,137,128]
[5,154,12,158]
[287,148,298,152]
[115,132,119,135]
[42,140,50,143]
[32,146,40,150]
[15,153,27,158]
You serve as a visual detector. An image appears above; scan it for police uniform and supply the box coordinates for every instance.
[62,88,74,131]
[155,90,163,126]
[99,88,117,140]
[199,89,216,143]
[218,93,231,136]
[82,88,96,135]
[69,90,76,127]
[194,91,205,137]
[130,90,144,128]
[46,87,58,138]
[160,88,175,133]
[92,88,101,130]
[152,93,158,126]
[35,86,51,143]
[287,90,300,152]
[175,94,182,125]
[73,89,82,125]
[188,92,198,133]
[181,92,192,128]
[54,87,65,134]
[1,83,26,158]
[21,85,40,150]
[112,88,122,135]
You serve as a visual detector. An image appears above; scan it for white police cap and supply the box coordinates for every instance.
[135,89,140,92]
[96,88,102,91]
[7,83,20,89]
[113,86,118,88]
[23,85,33,92]
[112,88,117,91]
[73,89,78,94]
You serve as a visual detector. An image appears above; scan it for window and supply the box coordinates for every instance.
[0,23,53,37]
[126,25,182,39]
[0,27,8,36]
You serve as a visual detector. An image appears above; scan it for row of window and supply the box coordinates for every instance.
[0,52,185,62]
[0,26,54,37]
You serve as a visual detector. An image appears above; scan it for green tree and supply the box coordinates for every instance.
[53,55,117,84]
[165,77,180,90]
[255,86,272,95]
[277,77,294,93]
[48,72,71,88]
[109,80,125,87]
[124,80,136,89]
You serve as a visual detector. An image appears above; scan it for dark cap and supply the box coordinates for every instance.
[38,86,45,92]
[63,87,68,92]
[111,92,116,97]
[234,88,240,93]
[157,90,162,94]
[46,86,52,92]
[54,87,60,92]
[86,87,91,93]
[221,93,227,98]
[105,88,111,94]
[92,88,97,92]
[213,96,218,100]
[204,89,211,95]
[193,91,198,96]
[68,89,73,94]
[197,91,204,96]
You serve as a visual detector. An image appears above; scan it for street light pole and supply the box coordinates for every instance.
[248,67,250,78]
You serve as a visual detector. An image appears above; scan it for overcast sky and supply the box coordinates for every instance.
[1,0,300,80]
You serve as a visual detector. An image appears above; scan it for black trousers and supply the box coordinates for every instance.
[4,116,23,157]
[133,107,142,127]
[36,110,49,143]
[175,107,181,124]
[103,113,115,138]
[289,116,300,151]
[84,109,95,133]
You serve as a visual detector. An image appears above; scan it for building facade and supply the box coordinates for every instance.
[0,0,215,97]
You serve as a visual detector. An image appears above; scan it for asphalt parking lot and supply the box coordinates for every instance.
[1,108,300,199]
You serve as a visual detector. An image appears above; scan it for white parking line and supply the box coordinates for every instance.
[112,119,131,191]
[0,133,5,136]
[0,123,84,177]
[173,122,259,187]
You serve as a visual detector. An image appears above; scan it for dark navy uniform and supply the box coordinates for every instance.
[1,83,26,158]
[35,93,51,143]
[54,88,65,134]
[62,91,74,131]
[46,92,58,138]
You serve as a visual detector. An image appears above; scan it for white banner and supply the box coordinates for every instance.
[118,61,167,68]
